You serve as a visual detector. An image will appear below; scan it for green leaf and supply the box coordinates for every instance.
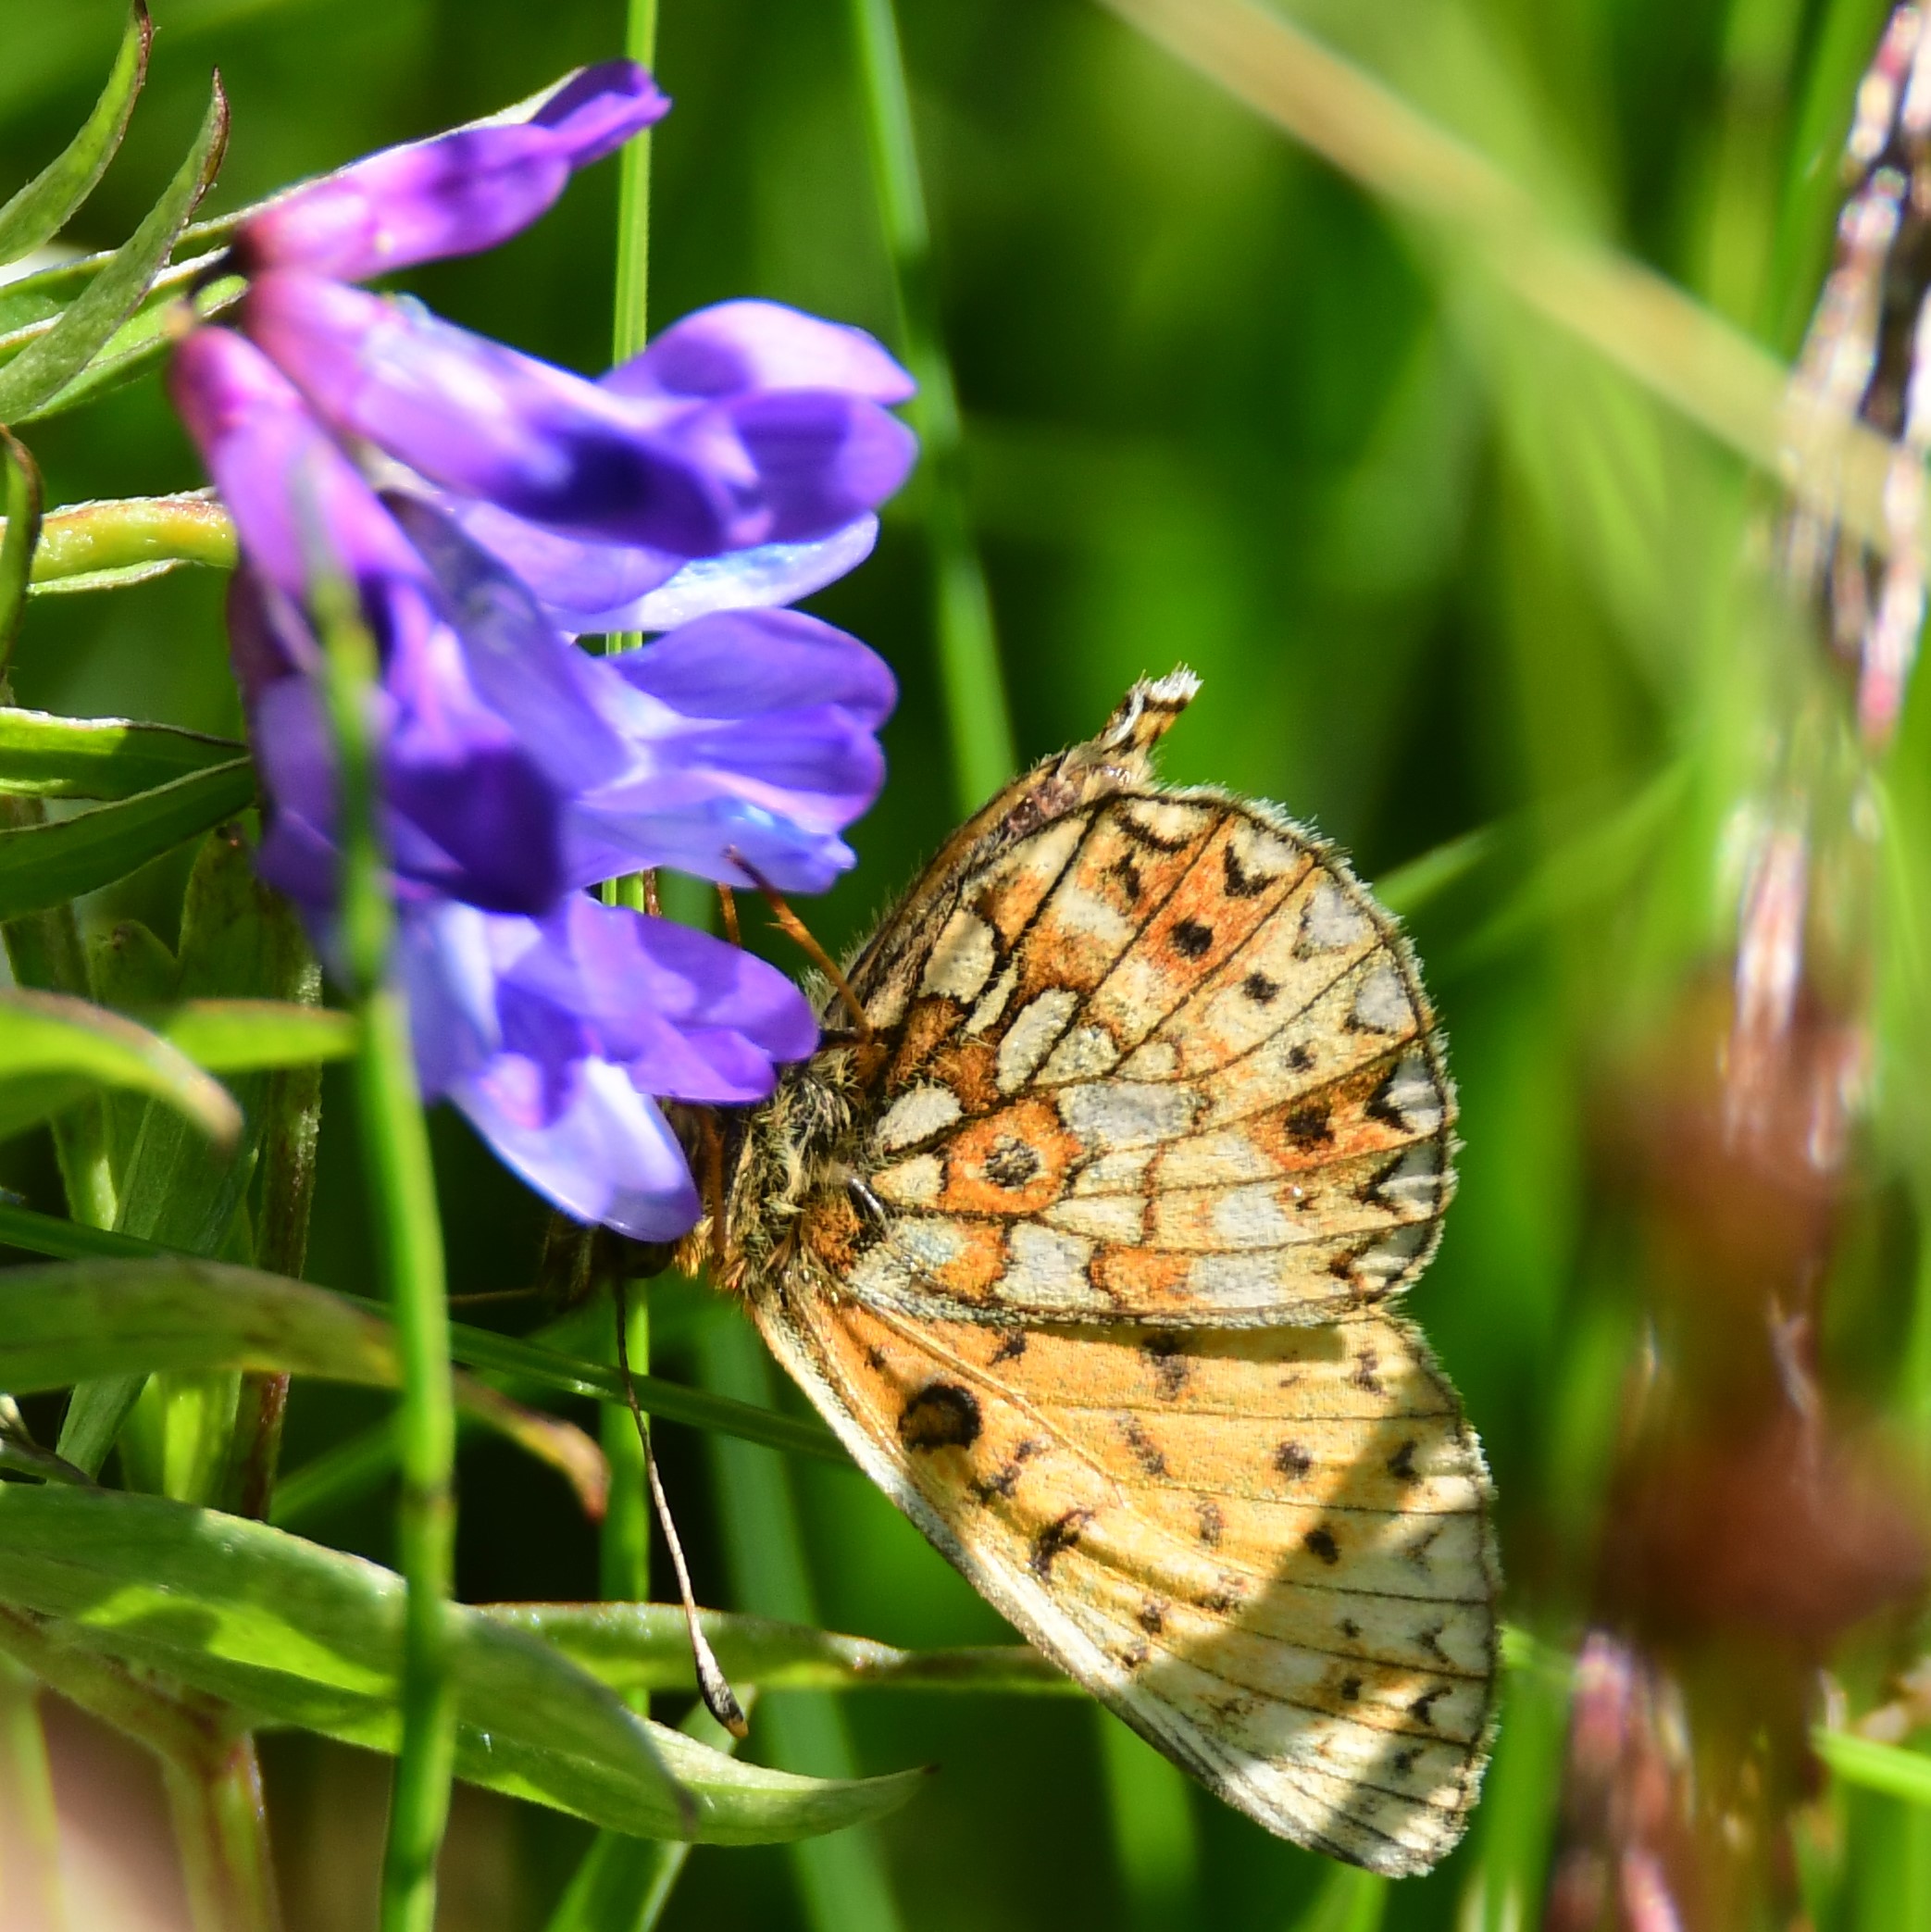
[0,757,256,922]
[0,988,238,1145]
[148,999,357,1073]
[1815,1730,1931,1809]
[0,705,244,800]
[0,1485,928,1844]
[0,1256,607,1516]
[482,1603,1073,1700]
[0,430,41,674]
[17,268,244,425]
[0,75,227,421]
[0,1199,847,1467]
[0,5,152,267]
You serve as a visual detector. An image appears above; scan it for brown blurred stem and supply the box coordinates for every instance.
[0,1609,279,1932]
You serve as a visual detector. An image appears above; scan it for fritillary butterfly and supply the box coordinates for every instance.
[691,671,1499,1874]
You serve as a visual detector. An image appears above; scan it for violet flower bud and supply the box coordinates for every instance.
[231,62,669,281]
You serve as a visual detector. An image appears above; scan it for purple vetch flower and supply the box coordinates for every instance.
[172,326,899,910]
[230,63,670,283]
[401,893,816,1239]
[223,64,917,624]
[239,273,916,592]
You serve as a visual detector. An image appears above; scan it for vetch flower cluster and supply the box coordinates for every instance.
[169,63,911,1236]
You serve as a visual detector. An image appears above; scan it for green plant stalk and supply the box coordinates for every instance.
[226,939,324,1520]
[0,494,237,585]
[313,574,455,1931]
[847,0,1014,813]
[698,1313,905,1932]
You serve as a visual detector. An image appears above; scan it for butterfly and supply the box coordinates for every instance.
[687,669,1500,1875]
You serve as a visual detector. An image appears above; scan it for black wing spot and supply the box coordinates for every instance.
[1138,1597,1168,1635]
[1390,1748,1419,1777]
[1366,1064,1414,1131]
[1222,841,1275,899]
[990,1330,1028,1364]
[899,1382,982,1452]
[1030,1508,1095,1580]
[1142,1333,1191,1399]
[1286,1100,1332,1148]
[1242,971,1280,1004]
[1286,1042,1315,1073]
[1119,1638,1151,1672]
[1352,1349,1383,1395]
[1111,853,1146,903]
[1304,1527,1341,1565]
[1275,1440,1313,1480]
[1339,1617,1362,1640]
[1196,1500,1224,1548]
[1170,918,1215,959]
[1339,1675,1362,1702]
[1122,1417,1168,1478]
[983,1136,1042,1189]
[1411,1687,1446,1728]
[1387,1438,1419,1482]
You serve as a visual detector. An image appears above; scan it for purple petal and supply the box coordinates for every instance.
[667,390,919,547]
[604,300,914,406]
[168,327,427,605]
[232,63,669,280]
[454,1060,701,1240]
[625,517,878,633]
[242,273,733,555]
[614,607,897,729]
[442,496,685,631]
[561,611,894,893]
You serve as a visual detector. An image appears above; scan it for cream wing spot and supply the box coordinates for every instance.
[920,906,999,1001]
[1057,1079,1202,1148]
[876,1083,965,1153]
[997,988,1081,1093]
[873,1153,946,1207]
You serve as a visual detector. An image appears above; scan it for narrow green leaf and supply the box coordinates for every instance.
[0,757,256,922]
[0,75,227,421]
[0,1256,606,1516]
[1816,1730,1931,1808]
[17,269,244,425]
[0,706,243,800]
[147,999,357,1074]
[0,5,152,267]
[0,1485,928,1845]
[0,1200,845,1466]
[0,988,237,1145]
[0,430,43,675]
[482,1604,1073,1700]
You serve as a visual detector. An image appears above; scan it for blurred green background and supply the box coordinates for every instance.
[1,0,1920,1926]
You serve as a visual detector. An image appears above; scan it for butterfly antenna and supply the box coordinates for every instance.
[613,1276,750,1739]
[729,854,871,1040]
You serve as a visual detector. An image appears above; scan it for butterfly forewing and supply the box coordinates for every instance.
[816,789,1454,1328]
[725,676,1497,1873]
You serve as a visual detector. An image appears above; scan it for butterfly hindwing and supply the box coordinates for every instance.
[746,1283,1497,1875]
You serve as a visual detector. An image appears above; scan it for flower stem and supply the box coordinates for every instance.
[846,0,1014,814]
[314,559,455,1932]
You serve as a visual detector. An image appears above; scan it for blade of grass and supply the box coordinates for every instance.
[0,3,151,267]
[698,1309,907,1932]
[1095,0,1923,573]
[847,0,1014,811]
[0,1199,849,1465]
[1816,1730,1931,1807]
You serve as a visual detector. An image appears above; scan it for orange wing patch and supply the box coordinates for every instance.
[749,1288,1497,1876]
